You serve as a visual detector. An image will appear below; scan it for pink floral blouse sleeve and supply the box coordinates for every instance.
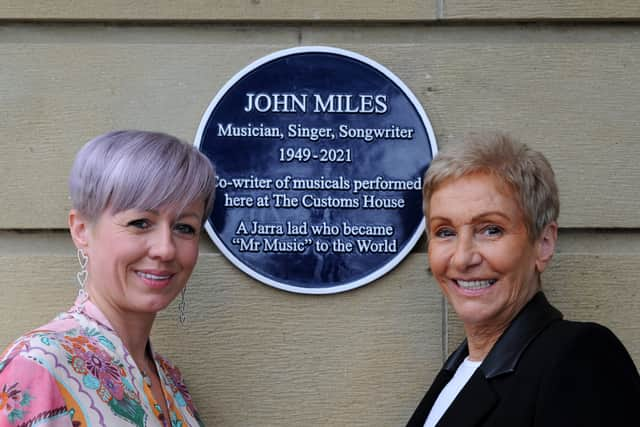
[1,302,204,426]
[0,351,75,426]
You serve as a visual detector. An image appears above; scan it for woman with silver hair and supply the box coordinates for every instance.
[0,131,215,426]
[407,132,639,427]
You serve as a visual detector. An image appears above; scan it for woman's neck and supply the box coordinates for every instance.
[86,292,156,368]
[463,289,539,361]
[464,324,506,361]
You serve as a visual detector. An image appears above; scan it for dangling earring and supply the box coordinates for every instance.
[178,287,187,325]
[76,248,88,298]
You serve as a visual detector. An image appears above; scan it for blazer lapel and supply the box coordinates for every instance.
[407,293,561,427]
[437,371,498,427]
[407,340,473,426]
[406,369,453,426]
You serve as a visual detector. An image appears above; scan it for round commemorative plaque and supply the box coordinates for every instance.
[195,46,437,294]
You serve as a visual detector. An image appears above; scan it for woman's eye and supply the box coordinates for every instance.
[175,223,197,235]
[482,225,503,236]
[434,228,455,238]
[127,219,150,229]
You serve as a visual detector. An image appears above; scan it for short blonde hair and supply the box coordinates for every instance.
[423,132,559,241]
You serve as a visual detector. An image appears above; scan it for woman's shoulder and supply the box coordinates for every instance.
[154,351,189,390]
[154,352,180,372]
[1,313,79,363]
[153,351,202,421]
[540,318,639,377]
[0,317,83,425]
[529,321,640,425]
[546,319,629,350]
[0,308,113,387]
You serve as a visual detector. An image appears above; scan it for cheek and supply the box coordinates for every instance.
[427,244,448,276]
[486,244,534,279]
[178,241,200,269]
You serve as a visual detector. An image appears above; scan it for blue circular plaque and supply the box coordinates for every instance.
[195,46,437,294]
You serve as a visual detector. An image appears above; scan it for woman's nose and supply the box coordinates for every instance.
[149,226,176,261]
[450,233,481,270]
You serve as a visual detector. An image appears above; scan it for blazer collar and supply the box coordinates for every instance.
[436,370,498,426]
[444,292,563,379]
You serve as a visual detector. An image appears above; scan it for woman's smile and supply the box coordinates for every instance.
[427,172,542,330]
[454,278,497,290]
[81,201,204,316]
[134,270,176,289]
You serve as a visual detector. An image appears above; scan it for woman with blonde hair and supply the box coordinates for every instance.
[407,132,640,427]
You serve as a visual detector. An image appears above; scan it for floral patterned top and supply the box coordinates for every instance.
[0,295,203,427]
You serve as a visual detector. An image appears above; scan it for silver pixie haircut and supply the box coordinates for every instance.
[69,130,216,223]
[423,131,559,241]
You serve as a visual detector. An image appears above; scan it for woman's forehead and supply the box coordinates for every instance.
[432,172,515,199]
[428,173,524,221]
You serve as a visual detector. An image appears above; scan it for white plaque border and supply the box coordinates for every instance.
[194,46,438,294]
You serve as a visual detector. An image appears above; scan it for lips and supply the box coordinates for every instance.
[135,270,175,288]
[137,271,172,280]
[455,279,497,290]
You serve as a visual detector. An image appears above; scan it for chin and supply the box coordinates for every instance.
[138,298,175,314]
[449,298,502,327]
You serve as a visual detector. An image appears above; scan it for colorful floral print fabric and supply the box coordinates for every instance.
[0,296,203,426]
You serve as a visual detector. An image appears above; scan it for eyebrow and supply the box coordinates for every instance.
[429,211,511,223]
[177,211,201,221]
[428,215,450,224]
[144,209,201,221]
[471,211,511,222]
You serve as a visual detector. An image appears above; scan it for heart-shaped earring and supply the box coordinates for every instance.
[76,248,88,290]
[77,248,88,270]
[76,270,88,289]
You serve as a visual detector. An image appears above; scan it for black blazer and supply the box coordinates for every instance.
[407,292,640,427]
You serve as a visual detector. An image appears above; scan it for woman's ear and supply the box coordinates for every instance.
[535,221,558,273]
[68,209,90,249]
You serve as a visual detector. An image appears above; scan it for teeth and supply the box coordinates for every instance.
[137,272,171,280]
[456,279,496,290]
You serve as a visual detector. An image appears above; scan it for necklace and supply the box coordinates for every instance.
[141,369,152,387]
[142,367,169,426]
